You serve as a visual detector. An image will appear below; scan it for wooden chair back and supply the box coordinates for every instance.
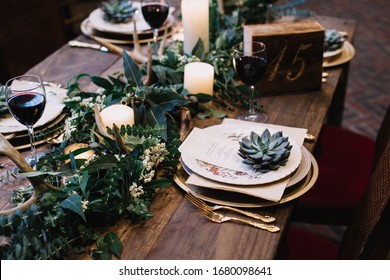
[0,0,67,83]
[373,105,390,171]
[339,118,390,259]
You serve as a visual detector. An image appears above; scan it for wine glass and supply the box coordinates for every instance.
[141,0,170,54]
[5,75,47,165]
[264,0,276,23]
[233,41,268,123]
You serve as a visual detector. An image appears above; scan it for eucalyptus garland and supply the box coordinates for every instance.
[0,0,312,260]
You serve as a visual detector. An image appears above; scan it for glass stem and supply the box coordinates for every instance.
[266,4,273,23]
[249,85,256,115]
[27,125,37,164]
[153,28,159,54]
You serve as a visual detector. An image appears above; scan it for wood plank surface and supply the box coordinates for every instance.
[0,15,356,260]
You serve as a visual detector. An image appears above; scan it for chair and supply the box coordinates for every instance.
[0,0,67,83]
[278,134,390,259]
[292,105,390,224]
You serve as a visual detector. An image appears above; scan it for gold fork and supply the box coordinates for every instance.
[185,192,275,223]
[197,206,280,233]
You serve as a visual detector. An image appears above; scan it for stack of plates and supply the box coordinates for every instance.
[175,121,319,208]
[81,2,177,44]
[0,85,67,150]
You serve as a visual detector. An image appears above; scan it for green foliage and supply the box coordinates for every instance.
[0,0,313,260]
[0,85,9,115]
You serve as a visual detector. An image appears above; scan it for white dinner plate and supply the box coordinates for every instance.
[0,83,67,134]
[181,146,311,189]
[88,2,175,35]
[180,124,302,185]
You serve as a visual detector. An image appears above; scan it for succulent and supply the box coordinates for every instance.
[101,0,137,23]
[324,29,345,52]
[0,85,9,115]
[238,129,292,173]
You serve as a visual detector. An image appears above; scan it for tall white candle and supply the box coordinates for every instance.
[181,0,209,54]
[184,62,214,95]
[100,104,135,129]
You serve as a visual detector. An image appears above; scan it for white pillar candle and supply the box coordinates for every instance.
[181,0,209,54]
[184,62,214,95]
[100,104,135,129]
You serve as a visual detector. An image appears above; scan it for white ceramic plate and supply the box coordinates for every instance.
[180,124,302,185]
[181,146,311,189]
[0,83,67,133]
[88,2,175,35]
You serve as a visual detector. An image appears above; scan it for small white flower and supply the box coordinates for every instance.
[81,200,89,211]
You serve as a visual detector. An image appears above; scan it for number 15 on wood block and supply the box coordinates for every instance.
[244,21,325,94]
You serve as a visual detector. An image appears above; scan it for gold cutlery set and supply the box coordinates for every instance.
[185,192,280,233]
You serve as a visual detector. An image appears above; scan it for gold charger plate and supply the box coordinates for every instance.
[6,113,66,150]
[323,41,355,68]
[80,18,176,45]
[174,151,318,208]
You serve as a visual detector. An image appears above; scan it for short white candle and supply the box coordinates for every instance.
[181,0,209,54]
[100,104,135,129]
[184,62,214,95]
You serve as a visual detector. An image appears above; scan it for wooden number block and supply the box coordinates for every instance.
[244,21,325,94]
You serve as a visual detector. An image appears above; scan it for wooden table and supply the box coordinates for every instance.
[0,15,356,259]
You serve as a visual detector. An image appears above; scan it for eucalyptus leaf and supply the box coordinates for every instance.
[152,65,183,85]
[192,38,206,60]
[145,105,167,140]
[104,232,122,258]
[123,50,143,88]
[148,178,172,189]
[80,171,89,195]
[91,76,114,90]
[190,93,213,103]
[59,194,86,221]
[209,108,227,119]
[196,110,212,120]
[150,92,189,112]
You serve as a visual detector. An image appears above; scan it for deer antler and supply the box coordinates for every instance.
[0,133,58,215]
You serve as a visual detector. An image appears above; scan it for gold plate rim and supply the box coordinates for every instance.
[174,151,319,208]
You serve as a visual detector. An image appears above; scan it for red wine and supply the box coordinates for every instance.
[8,92,46,126]
[234,56,267,86]
[141,3,169,29]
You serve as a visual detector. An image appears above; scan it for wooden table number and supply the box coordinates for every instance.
[244,21,325,94]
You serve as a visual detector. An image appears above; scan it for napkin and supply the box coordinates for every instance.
[0,82,67,133]
[185,171,290,202]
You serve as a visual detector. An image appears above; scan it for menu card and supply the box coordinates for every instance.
[178,127,253,172]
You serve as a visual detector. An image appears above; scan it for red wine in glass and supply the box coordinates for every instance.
[141,1,169,53]
[7,93,46,126]
[233,42,268,123]
[234,56,267,86]
[5,75,47,165]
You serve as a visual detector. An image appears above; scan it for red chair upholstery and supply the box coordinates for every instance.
[293,106,390,224]
[278,225,339,260]
[299,125,375,209]
[279,136,390,259]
